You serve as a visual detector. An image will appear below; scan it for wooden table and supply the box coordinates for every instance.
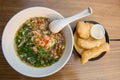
[0,0,120,80]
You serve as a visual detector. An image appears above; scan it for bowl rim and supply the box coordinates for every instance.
[1,7,74,77]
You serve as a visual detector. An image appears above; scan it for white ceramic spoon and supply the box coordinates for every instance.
[49,7,93,33]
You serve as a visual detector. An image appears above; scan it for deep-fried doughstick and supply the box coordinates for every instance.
[76,21,92,39]
[87,22,94,28]
[77,37,106,49]
[81,43,110,64]
[74,31,84,54]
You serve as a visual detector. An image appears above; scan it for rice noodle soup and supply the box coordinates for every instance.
[15,17,65,67]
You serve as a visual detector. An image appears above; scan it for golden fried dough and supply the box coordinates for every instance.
[87,22,94,28]
[80,43,110,64]
[74,31,84,54]
[74,21,110,64]
[76,21,91,39]
[74,43,84,55]
[77,37,106,49]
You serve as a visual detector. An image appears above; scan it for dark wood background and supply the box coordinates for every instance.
[0,0,120,80]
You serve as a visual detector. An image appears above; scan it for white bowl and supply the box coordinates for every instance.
[2,7,73,77]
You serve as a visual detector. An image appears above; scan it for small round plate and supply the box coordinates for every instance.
[73,21,109,61]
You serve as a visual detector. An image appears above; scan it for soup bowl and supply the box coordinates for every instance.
[2,7,73,77]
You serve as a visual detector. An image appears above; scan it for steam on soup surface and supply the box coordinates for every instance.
[15,17,65,67]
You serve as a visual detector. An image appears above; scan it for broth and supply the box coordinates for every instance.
[15,17,65,67]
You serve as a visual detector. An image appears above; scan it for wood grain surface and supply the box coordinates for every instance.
[0,0,120,80]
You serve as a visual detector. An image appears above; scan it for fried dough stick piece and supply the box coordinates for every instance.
[81,43,110,64]
[74,31,84,54]
[76,21,93,39]
[77,37,105,49]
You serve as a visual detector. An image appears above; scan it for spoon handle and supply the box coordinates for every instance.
[65,7,92,23]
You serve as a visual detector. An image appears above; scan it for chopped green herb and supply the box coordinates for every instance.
[15,17,65,67]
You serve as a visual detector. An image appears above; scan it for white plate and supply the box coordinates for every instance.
[2,7,73,77]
